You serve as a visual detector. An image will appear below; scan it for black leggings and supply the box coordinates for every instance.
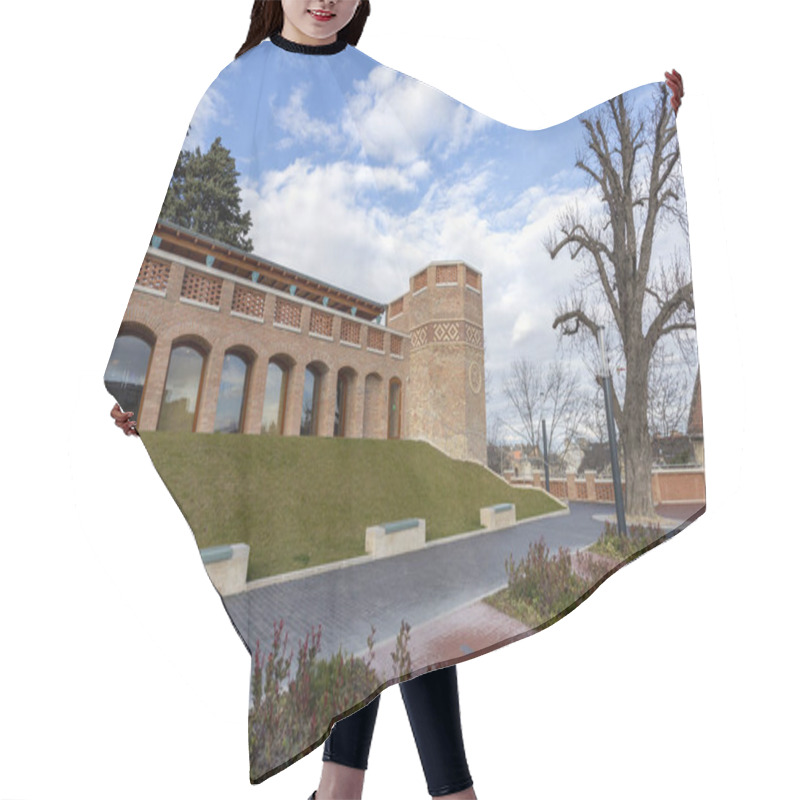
[322,665,473,797]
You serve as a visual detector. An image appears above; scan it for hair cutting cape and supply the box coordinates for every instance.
[105,34,705,783]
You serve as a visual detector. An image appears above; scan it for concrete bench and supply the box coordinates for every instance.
[200,543,250,596]
[365,518,426,558]
[480,502,516,530]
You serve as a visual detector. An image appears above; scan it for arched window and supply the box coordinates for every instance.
[262,360,288,435]
[104,333,152,421]
[300,366,321,436]
[388,378,402,439]
[214,351,249,433]
[157,343,205,432]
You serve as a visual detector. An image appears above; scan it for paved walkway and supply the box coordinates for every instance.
[224,501,700,673]
[365,598,532,681]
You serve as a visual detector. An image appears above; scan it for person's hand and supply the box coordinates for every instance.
[665,69,683,116]
[110,403,139,436]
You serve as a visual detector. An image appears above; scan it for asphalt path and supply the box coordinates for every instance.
[223,502,613,663]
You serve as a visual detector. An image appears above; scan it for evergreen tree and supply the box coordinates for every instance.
[161,136,253,252]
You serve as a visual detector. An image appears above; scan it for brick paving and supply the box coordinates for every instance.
[364,599,531,683]
[222,500,700,673]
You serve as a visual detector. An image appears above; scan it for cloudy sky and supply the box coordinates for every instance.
[178,39,693,437]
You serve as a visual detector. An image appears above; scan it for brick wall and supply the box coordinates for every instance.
[513,467,705,505]
[120,249,409,438]
[113,246,489,465]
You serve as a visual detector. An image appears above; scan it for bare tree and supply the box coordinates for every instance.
[543,361,583,462]
[503,359,544,451]
[648,342,693,438]
[546,85,695,518]
[503,359,581,466]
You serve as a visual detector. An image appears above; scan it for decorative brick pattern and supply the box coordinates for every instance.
[232,285,265,319]
[390,334,403,357]
[576,481,588,500]
[137,256,171,292]
[436,264,458,284]
[341,318,361,345]
[413,272,427,293]
[433,322,460,342]
[389,298,404,318]
[274,297,302,329]
[181,269,222,307]
[410,327,428,349]
[465,268,481,291]
[465,323,482,348]
[367,327,385,352]
[310,309,333,338]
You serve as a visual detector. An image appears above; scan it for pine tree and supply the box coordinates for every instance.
[161,136,253,252]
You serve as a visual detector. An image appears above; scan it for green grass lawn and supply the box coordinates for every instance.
[140,433,563,581]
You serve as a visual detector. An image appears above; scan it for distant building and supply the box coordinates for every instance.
[105,220,488,464]
[503,446,540,480]
[653,370,704,467]
[687,370,704,466]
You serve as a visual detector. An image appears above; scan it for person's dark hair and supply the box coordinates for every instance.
[236,1,371,59]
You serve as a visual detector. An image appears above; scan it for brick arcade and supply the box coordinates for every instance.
[107,220,488,464]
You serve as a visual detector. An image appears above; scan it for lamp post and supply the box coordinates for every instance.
[598,326,627,536]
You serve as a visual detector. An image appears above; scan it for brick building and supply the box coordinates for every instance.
[106,220,488,464]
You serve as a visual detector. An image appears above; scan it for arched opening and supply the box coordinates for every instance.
[214,350,250,433]
[157,342,206,432]
[262,357,291,435]
[104,331,153,421]
[388,377,402,439]
[300,364,322,436]
[334,367,356,437]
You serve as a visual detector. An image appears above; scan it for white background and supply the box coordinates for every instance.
[1,1,797,798]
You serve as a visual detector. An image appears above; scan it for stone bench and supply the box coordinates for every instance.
[480,502,516,530]
[365,518,426,558]
[200,543,250,596]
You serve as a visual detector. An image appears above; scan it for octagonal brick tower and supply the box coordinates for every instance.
[385,261,487,464]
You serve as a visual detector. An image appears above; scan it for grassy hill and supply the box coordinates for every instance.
[139,433,563,581]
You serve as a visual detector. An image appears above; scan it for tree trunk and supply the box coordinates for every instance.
[621,356,655,520]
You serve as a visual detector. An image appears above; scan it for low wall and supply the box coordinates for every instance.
[365,518,426,558]
[480,503,516,530]
[509,467,705,505]
[202,543,250,596]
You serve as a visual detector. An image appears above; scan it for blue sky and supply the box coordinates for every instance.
[179,40,693,443]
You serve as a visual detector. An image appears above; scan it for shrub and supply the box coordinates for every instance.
[589,521,664,561]
[501,537,591,626]
[390,619,412,679]
[248,618,410,781]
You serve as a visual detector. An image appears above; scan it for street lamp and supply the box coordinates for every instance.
[597,326,627,536]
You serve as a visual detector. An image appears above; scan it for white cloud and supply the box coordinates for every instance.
[511,311,538,344]
[242,154,592,369]
[342,66,491,165]
[273,83,343,150]
[240,146,690,411]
